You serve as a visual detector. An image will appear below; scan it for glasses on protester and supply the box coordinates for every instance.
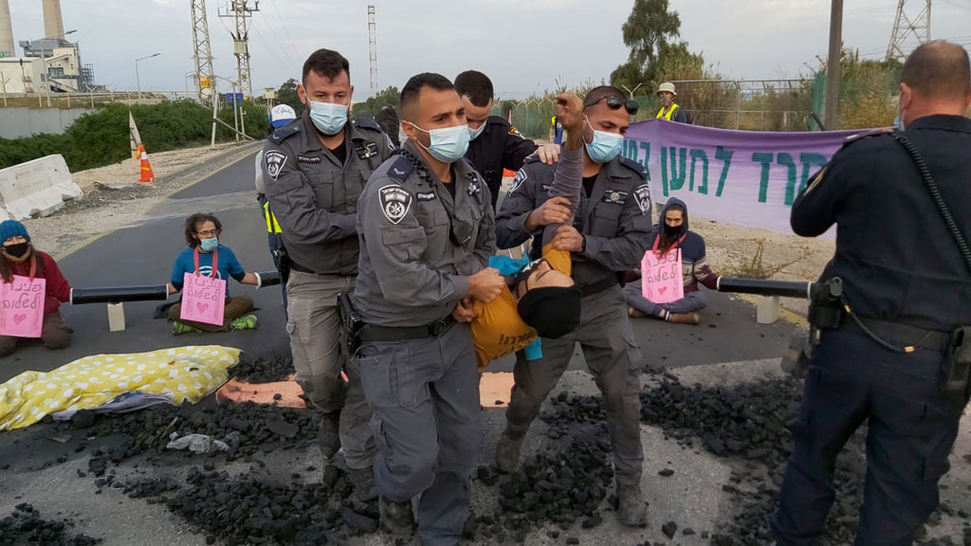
[584,95,639,115]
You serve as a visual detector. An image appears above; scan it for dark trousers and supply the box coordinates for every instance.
[168,296,254,333]
[0,312,72,356]
[772,328,965,545]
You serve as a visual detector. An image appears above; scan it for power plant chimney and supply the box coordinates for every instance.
[0,0,15,58]
[42,0,64,40]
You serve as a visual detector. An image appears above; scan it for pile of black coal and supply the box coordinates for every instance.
[56,401,320,476]
[147,466,372,545]
[639,375,869,545]
[230,353,295,383]
[470,393,615,543]
[0,503,101,545]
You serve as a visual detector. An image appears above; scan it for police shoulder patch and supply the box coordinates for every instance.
[633,184,652,215]
[508,169,528,194]
[269,124,300,145]
[264,150,288,181]
[619,156,647,176]
[386,156,414,181]
[378,185,412,225]
[508,125,525,139]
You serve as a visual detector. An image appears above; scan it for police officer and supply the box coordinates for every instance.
[262,49,394,492]
[255,104,297,311]
[354,72,504,544]
[493,85,654,527]
[455,70,559,211]
[772,41,971,545]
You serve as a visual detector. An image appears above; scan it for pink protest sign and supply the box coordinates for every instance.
[641,248,684,304]
[0,275,47,338]
[180,272,226,326]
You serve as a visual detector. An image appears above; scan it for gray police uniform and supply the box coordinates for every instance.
[496,154,653,487]
[354,139,495,544]
[262,112,393,470]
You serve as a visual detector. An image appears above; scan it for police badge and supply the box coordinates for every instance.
[264,151,288,181]
[379,185,412,224]
[633,184,652,215]
[508,169,527,194]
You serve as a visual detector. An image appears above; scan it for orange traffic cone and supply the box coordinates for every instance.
[138,145,155,183]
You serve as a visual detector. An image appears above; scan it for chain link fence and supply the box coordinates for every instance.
[493,79,819,139]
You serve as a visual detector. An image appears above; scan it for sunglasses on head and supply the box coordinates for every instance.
[584,95,639,115]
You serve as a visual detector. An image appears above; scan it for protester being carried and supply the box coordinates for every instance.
[624,198,719,325]
[463,93,585,371]
[166,213,262,334]
[0,220,73,356]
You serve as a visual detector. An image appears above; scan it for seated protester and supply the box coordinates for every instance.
[463,93,585,371]
[0,220,73,356]
[624,198,719,325]
[167,213,262,334]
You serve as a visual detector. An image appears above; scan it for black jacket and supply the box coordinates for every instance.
[464,116,537,210]
[791,114,971,332]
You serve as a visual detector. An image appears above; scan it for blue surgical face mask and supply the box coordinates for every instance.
[309,101,348,136]
[583,117,624,164]
[200,237,219,252]
[409,122,471,163]
[468,122,487,141]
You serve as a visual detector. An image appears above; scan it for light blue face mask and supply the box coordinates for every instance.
[468,122,487,141]
[309,100,348,136]
[409,122,471,163]
[584,117,624,164]
[200,237,219,252]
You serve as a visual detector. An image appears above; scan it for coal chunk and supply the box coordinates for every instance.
[662,520,678,538]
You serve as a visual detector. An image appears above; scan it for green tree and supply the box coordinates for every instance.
[275,78,303,116]
[611,0,683,89]
[351,86,400,120]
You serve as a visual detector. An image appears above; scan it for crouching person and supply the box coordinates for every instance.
[167,213,261,334]
[0,220,73,356]
[624,198,719,325]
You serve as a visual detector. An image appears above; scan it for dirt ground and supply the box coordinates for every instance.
[28,142,260,258]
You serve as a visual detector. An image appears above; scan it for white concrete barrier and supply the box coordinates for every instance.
[0,154,83,220]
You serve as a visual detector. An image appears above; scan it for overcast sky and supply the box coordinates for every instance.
[7,0,971,99]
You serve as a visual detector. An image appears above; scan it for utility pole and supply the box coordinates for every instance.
[887,0,931,62]
[221,0,258,100]
[190,0,215,105]
[368,5,378,97]
[825,0,842,130]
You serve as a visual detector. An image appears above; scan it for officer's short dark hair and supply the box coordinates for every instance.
[454,70,494,107]
[583,85,627,109]
[901,41,971,99]
[400,73,455,119]
[303,49,350,83]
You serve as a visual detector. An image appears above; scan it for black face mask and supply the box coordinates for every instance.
[3,242,30,258]
[517,286,583,339]
[663,222,681,237]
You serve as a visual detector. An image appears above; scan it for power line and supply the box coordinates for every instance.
[265,0,302,63]
[253,10,299,70]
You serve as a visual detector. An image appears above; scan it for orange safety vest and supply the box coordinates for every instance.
[656,104,681,121]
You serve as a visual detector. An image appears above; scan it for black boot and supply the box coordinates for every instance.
[318,410,341,460]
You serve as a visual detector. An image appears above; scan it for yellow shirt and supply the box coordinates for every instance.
[472,245,571,372]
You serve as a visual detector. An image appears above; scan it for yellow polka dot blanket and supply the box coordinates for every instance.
[0,346,241,431]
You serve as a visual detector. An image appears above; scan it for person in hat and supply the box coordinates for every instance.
[0,220,73,356]
[656,82,689,123]
[255,104,297,311]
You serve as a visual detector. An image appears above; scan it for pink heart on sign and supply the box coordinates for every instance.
[13,314,26,325]
[196,302,209,314]
[658,287,667,295]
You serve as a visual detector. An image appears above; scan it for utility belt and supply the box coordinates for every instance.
[337,291,457,355]
[808,277,971,397]
[291,261,344,277]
